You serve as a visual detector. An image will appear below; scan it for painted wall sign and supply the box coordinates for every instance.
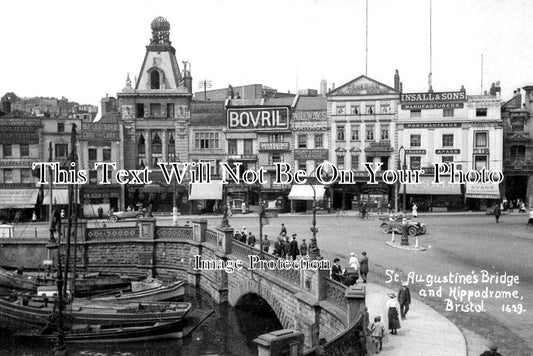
[191,102,225,115]
[401,91,466,110]
[291,121,327,131]
[435,149,461,154]
[402,102,464,110]
[0,118,41,126]
[80,123,120,141]
[405,149,427,154]
[404,123,462,129]
[473,148,490,154]
[259,142,290,151]
[0,126,40,143]
[0,160,33,167]
[227,107,290,130]
[294,149,329,161]
[292,111,327,121]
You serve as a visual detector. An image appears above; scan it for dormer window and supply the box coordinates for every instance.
[150,70,160,89]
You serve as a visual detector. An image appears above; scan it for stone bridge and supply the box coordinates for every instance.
[0,218,366,353]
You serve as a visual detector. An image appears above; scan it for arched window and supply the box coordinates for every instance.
[151,70,160,89]
[168,133,175,159]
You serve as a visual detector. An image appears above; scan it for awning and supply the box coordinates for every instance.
[43,189,80,205]
[405,177,461,195]
[189,181,223,200]
[0,189,39,209]
[288,185,325,200]
[465,183,501,199]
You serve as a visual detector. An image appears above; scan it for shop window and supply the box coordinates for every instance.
[228,139,238,155]
[244,139,253,154]
[20,144,29,157]
[21,169,32,183]
[150,70,160,89]
[57,123,65,132]
[88,148,97,161]
[351,105,360,114]
[315,134,323,148]
[475,132,487,147]
[351,127,360,141]
[336,126,345,141]
[55,144,68,159]
[298,134,307,148]
[474,156,488,170]
[103,148,111,161]
[510,146,526,161]
[136,103,145,118]
[410,110,421,118]
[410,156,421,170]
[3,169,13,183]
[166,103,175,118]
[381,126,389,140]
[476,108,487,117]
[366,125,374,141]
[442,134,454,147]
[410,134,421,147]
[443,108,454,117]
[3,144,12,157]
[351,155,359,170]
[336,154,345,170]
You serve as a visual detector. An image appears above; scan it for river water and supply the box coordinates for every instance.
[0,285,282,356]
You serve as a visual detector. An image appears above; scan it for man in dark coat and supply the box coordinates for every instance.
[273,237,283,257]
[359,251,369,283]
[289,234,300,260]
[262,235,271,253]
[240,232,247,244]
[283,235,290,259]
[300,239,308,257]
[280,223,287,236]
[331,258,343,282]
[494,203,501,223]
[479,345,502,356]
[398,282,411,319]
[247,232,256,248]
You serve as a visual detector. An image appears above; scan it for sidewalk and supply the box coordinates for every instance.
[365,282,467,356]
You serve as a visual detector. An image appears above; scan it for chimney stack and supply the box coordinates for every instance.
[394,70,400,91]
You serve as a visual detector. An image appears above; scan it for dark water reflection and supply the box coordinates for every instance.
[0,285,282,356]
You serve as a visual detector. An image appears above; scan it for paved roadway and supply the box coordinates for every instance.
[10,212,533,355]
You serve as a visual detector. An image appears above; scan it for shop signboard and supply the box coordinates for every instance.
[401,91,467,109]
[435,149,460,154]
[260,142,290,151]
[294,149,329,161]
[404,123,462,129]
[227,106,290,130]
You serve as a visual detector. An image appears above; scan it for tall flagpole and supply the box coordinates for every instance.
[428,0,433,90]
[365,0,368,76]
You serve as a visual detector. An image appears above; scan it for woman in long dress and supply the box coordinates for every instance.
[386,293,401,335]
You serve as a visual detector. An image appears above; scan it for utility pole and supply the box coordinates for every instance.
[259,202,265,258]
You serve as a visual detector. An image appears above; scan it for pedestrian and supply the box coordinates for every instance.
[369,316,385,353]
[234,231,241,240]
[412,203,418,218]
[262,235,271,253]
[60,209,66,219]
[283,235,290,259]
[241,226,247,237]
[386,293,401,335]
[241,202,246,214]
[127,205,132,212]
[247,232,256,247]
[240,232,247,244]
[377,200,382,214]
[300,239,308,258]
[398,282,411,320]
[527,208,533,226]
[331,258,343,282]
[479,345,502,356]
[212,204,217,215]
[519,200,526,213]
[387,202,392,214]
[361,202,367,219]
[32,211,37,222]
[227,204,233,217]
[494,202,501,223]
[98,206,104,219]
[289,234,300,260]
[359,251,369,283]
[273,237,283,257]
[401,218,409,246]
[280,223,287,236]
[349,252,360,270]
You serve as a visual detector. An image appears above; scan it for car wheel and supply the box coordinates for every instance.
[136,214,144,219]
[408,226,418,236]
[419,225,427,234]
[381,223,391,233]
[110,215,118,223]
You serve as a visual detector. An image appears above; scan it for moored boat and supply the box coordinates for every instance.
[90,280,185,303]
[0,294,191,332]
[15,319,185,343]
[0,266,49,292]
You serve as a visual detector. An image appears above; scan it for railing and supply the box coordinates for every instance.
[86,227,138,240]
[325,278,348,312]
[304,318,365,356]
[205,229,218,247]
[229,239,300,286]
[155,226,193,240]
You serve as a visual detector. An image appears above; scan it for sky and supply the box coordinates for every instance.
[1,0,532,109]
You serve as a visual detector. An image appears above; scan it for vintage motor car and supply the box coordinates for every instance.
[379,214,427,236]
[109,208,147,222]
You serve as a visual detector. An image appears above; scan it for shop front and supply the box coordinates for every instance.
[404,176,463,212]
[465,182,501,211]
[0,188,40,222]
[80,186,121,217]
[288,184,328,213]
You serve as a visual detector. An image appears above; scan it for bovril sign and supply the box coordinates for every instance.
[227,107,290,130]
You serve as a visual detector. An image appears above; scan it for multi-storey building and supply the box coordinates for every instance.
[327,74,400,211]
[397,87,503,211]
[0,110,42,221]
[502,86,533,207]
[117,16,193,212]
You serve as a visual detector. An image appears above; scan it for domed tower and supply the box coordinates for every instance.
[150,16,171,45]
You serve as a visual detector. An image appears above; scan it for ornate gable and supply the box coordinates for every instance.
[328,75,398,97]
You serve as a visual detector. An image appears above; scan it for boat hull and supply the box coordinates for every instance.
[91,281,185,303]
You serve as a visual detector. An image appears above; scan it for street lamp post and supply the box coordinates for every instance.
[169,153,180,226]
[219,161,230,228]
[399,146,407,214]
[309,183,320,260]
